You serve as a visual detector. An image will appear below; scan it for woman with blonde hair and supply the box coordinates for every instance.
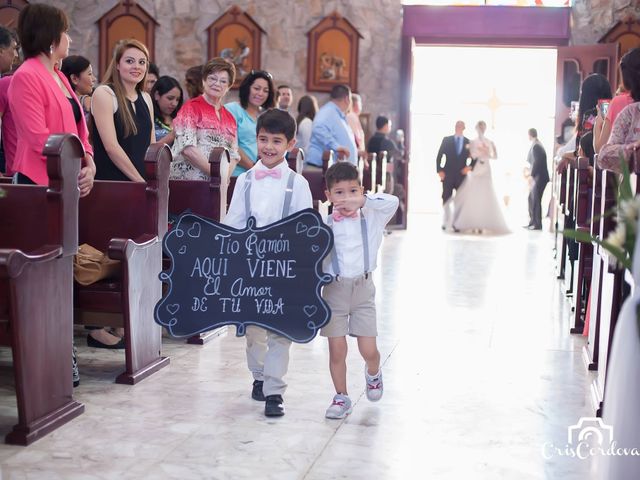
[87,39,154,349]
[91,38,155,182]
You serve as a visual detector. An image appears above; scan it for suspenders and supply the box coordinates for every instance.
[244,170,296,220]
[326,213,369,281]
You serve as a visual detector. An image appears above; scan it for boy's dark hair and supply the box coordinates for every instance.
[376,115,389,130]
[528,128,538,138]
[256,108,296,141]
[325,162,360,190]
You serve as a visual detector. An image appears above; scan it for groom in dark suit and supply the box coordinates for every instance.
[525,127,549,230]
[436,120,472,230]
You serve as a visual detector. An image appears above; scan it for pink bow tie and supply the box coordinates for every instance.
[333,210,359,222]
[255,168,282,180]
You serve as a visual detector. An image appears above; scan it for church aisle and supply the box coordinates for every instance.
[0,214,595,479]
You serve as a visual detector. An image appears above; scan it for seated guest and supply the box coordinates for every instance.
[599,48,640,173]
[306,84,357,169]
[0,26,19,175]
[184,64,204,99]
[346,93,365,154]
[295,94,318,153]
[225,70,275,176]
[61,55,96,119]
[145,62,159,93]
[150,75,183,145]
[276,84,293,112]
[594,48,640,154]
[367,115,401,194]
[10,3,95,190]
[91,39,155,182]
[10,2,96,382]
[0,25,18,74]
[367,115,400,159]
[170,57,239,180]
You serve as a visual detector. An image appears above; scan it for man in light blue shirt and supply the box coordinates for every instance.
[306,84,357,168]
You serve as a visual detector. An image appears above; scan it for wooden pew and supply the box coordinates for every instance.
[168,147,230,345]
[74,144,171,384]
[375,150,388,193]
[589,155,636,416]
[286,147,304,173]
[563,163,577,300]
[361,153,377,194]
[583,165,605,371]
[0,134,84,445]
[570,156,593,334]
[553,165,568,279]
[302,149,333,205]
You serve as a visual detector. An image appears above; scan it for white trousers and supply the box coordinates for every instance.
[245,325,292,396]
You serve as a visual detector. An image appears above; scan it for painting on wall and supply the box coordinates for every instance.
[207,5,265,89]
[307,12,363,93]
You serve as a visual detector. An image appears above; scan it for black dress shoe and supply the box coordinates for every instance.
[528,225,542,231]
[264,395,285,417]
[87,333,126,350]
[251,380,265,401]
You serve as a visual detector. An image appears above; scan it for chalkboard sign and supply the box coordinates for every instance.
[155,208,334,343]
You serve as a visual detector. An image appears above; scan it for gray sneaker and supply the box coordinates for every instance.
[325,394,352,419]
[365,367,383,402]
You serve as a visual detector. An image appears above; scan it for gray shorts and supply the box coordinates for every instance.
[320,276,377,337]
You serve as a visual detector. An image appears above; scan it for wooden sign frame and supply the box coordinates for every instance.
[206,5,266,89]
[306,11,363,93]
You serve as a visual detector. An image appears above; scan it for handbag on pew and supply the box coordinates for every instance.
[73,243,121,286]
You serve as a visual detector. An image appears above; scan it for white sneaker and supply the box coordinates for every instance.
[365,367,383,402]
[325,394,352,419]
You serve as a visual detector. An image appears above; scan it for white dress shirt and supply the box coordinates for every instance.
[324,193,399,278]
[223,159,313,229]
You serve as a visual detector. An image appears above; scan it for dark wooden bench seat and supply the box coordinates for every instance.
[0,134,84,445]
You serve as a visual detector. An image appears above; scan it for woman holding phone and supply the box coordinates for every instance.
[594,48,640,155]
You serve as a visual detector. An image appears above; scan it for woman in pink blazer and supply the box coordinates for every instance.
[9,3,95,196]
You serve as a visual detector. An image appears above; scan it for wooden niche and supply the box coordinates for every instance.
[0,0,27,30]
[97,0,158,79]
[600,15,640,60]
[206,5,265,89]
[307,11,363,93]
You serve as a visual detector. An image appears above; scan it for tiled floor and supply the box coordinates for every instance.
[0,214,597,479]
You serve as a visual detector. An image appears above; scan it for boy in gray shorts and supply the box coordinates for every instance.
[321,162,398,419]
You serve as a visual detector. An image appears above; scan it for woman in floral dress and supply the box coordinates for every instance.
[171,57,239,180]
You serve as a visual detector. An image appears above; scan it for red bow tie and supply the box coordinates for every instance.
[333,210,359,222]
[255,168,282,180]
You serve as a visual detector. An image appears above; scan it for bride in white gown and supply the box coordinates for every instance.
[452,121,510,234]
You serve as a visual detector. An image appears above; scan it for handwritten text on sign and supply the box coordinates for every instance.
[155,208,333,343]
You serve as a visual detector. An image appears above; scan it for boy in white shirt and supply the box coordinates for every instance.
[321,162,399,419]
[224,109,312,417]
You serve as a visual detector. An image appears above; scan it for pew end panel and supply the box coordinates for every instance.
[75,143,171,384]
[0,134,84,445]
